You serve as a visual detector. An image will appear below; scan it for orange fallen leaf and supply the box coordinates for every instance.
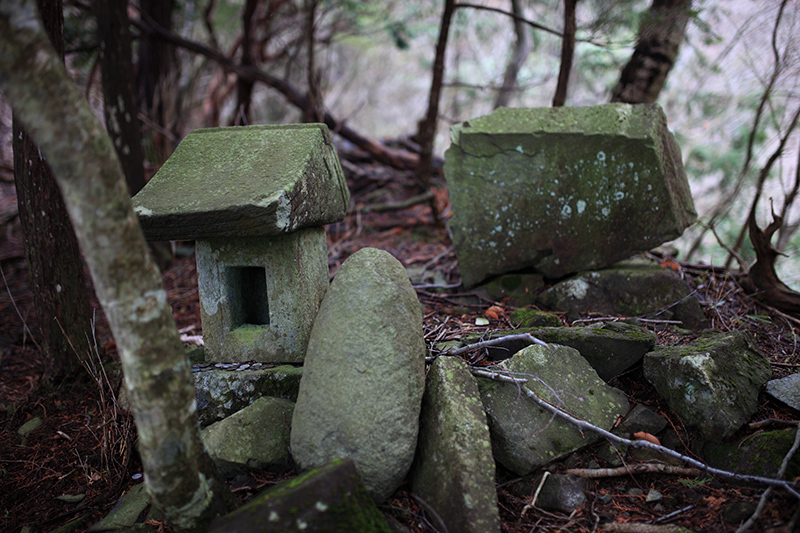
[633,431,661,445]
[485,305,504,320]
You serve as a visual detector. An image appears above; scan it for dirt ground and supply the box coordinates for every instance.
[1,167,799,532]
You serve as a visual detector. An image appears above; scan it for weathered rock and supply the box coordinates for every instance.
[477,344,629,475]
[290,248,426,502]
[132,124,349,241]
[209,458,391,533]
[444,104,696,286]
[643,331,772,441]
[458,322,656,381]
[201,397,295,478]
[509,307,562,328]
[616,404,668,436]
[193,363,302,427]
[766,373,800,411]
[88,484,149,532]
[696,429,800,480]
[536,259,709,330]
[409,356,501,533]
[474,273,545,308]
[531,473,587,514]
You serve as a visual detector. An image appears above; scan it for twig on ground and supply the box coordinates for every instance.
[565,463,703,479]
[445,332,547,356]
[471,366,800,499]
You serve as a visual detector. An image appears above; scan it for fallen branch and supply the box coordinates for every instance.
[565,463,703,479]
[361,191,435,214]
[471,367,800,499]
[446,332,547,356]
[131,16,420,171]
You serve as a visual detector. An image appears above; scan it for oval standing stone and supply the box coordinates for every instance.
[290,247,426,501]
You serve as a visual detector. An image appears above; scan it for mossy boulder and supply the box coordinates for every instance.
[444,104,696,286]
[536,259,708,329]
[643,331,772,441]
[477,344,629,475]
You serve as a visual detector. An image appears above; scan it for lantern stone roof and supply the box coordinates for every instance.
[132,123,349,241]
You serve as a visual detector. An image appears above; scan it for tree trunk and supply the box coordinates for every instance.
[494,0,532,109]
[138,0,177,155]
[415,0,456,218]
[0,2,232,530]
[552,0,578,107]
[13,0,93,381]
[96,0,146,195]
[610,0,691,104]
[232,0,258,126]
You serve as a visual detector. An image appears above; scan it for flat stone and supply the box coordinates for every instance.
[536,259,709,330]
[444,104,696,286]
[132,123,349,241]
[209,458,390,533]
[766,373,800,411]
[202,397,295,477]
[88,484,149,532]
[409,356,500,533]
[193,363,302,427]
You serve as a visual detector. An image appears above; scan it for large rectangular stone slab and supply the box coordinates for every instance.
[444,104,696,286]
[132,123,349,240]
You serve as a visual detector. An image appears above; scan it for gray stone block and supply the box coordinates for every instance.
[444,104,696,286]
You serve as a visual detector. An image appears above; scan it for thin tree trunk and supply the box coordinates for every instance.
[553,0,578,107]
[138,0,176,155]
[0,3,232,530]
[13,0,93,381]
[96,0,146,195]
[416,0,456,219]
[494,0,532,109]
[610,0,691,104]
[303,0,323,123]
[233,0,258,126]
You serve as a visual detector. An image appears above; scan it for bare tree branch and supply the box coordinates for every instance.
[472,366,800,499]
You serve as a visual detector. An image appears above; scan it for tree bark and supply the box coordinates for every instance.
[494,0,532,109]
[0,2,232,530]
[610,0,691,104]
[138,0,177,155]
[96,0,146,195]
[13,0,93,381]
[552,0,578,107]
[232,0,258,126]
[415,0,456,217]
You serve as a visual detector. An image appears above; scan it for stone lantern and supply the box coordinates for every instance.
[132,123,349,363]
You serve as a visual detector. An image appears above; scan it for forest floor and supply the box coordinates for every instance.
[1,164,799,533]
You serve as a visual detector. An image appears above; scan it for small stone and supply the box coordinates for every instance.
[645,489,662,502]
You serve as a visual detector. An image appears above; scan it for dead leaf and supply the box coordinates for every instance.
[633,431,661,445]
[485,305,504,320]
